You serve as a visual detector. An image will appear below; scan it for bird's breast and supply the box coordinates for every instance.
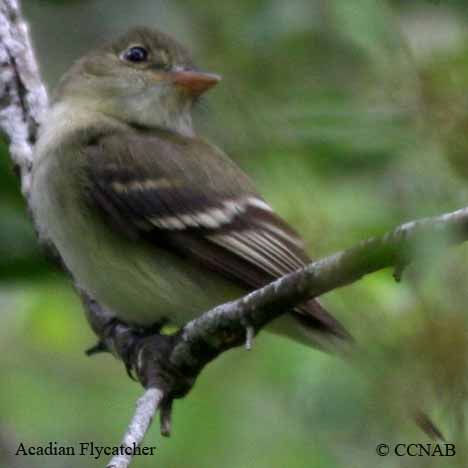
[30,149,241,327]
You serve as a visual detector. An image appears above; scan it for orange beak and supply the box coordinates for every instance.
[171,70,221,97]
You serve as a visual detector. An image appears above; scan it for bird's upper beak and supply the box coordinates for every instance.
[170,69,221,97]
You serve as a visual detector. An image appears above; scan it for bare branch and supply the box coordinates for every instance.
[0,0,47,196]
[106,388,163,468]
[131,206,468,392]
[96,206,467,457]
[178,206,468,349]
[245,325,255,351]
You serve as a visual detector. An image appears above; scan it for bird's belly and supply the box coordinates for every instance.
[77,238,242,327]
[31,159,242,327]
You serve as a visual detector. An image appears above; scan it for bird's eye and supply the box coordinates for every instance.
[122,46,149,63]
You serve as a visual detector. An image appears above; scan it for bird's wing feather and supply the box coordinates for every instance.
[84,128,349,341]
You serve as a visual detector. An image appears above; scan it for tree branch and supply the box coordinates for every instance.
[128,205,468,394]
[0,2,466,467]
[106,388,163,468]
[91,205,467,467]
[0,0,47,196]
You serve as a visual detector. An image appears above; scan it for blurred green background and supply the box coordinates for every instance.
[2,0,468,467]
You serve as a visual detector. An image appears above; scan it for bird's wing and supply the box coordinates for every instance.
[84,128,349,342]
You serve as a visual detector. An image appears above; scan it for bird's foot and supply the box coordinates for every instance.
[84,317,143,381]
[85,340,108,356]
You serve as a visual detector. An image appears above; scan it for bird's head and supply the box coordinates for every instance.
[54,27,221,135]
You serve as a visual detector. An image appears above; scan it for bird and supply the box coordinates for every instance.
[30,26,351,354]
[29,26,445,440]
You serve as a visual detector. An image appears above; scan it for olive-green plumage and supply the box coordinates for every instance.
[30,27,350,350]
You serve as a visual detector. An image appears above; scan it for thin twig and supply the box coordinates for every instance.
[106,388,163,468]
[245,325,254,350]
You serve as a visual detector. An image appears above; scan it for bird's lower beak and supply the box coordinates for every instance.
[170,70,221,97]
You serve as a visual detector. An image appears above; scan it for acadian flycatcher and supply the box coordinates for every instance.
[30,27,350,351]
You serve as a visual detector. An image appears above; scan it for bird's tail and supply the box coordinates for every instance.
[267,298,353,355]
